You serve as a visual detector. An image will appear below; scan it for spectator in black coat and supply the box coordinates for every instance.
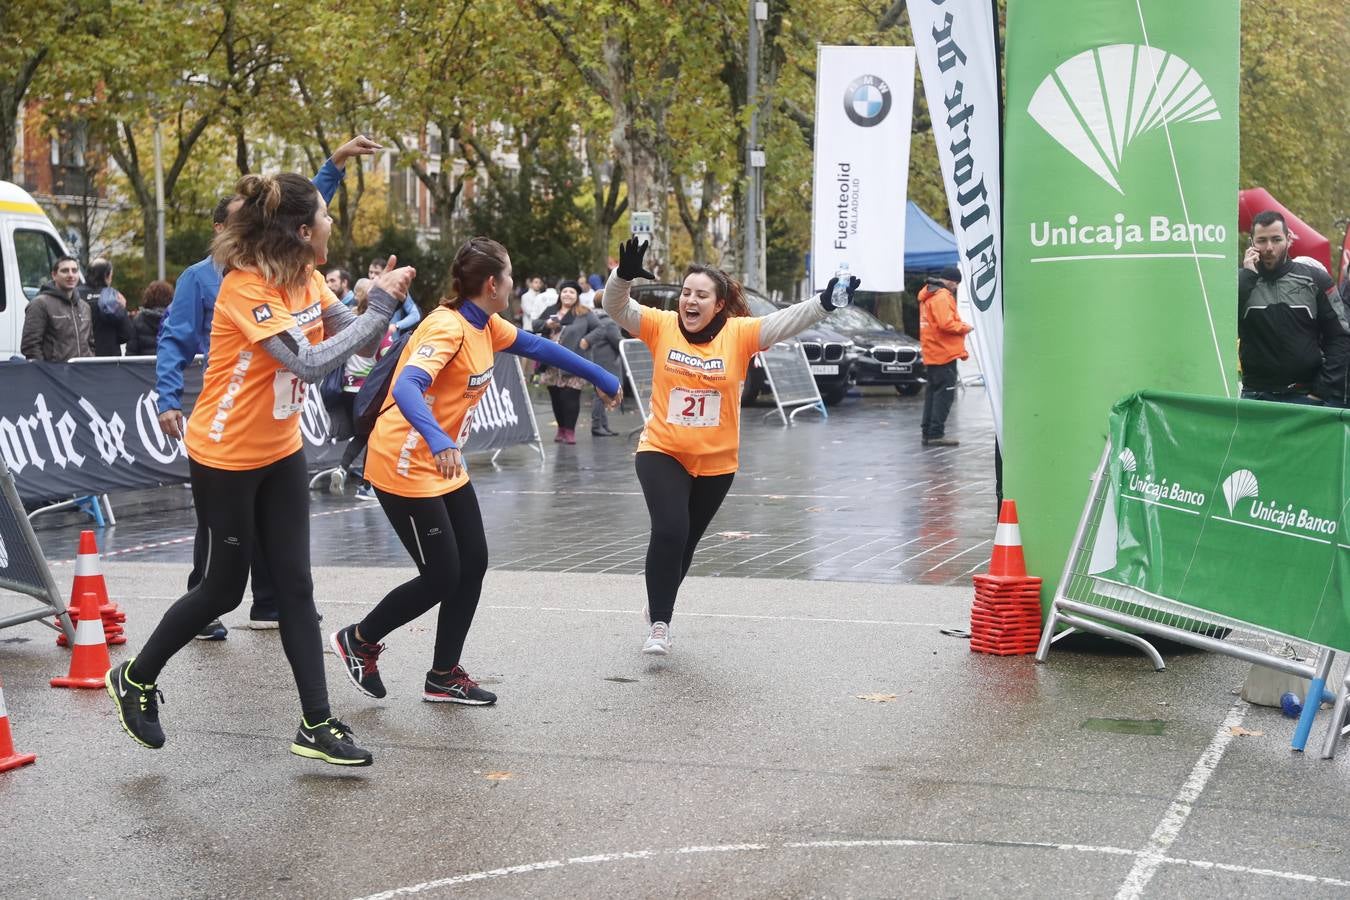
[129,279,173,356]
[581,308,623,435]
[84,258,133,356]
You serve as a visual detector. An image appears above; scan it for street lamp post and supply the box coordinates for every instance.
[744,0,768,292]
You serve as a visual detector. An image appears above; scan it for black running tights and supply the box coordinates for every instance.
[547,385,581,430]
[133,450,331,721]
[359,484,489,672]
[634,451,734,624]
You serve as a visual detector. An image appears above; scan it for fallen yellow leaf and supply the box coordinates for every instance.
[485,771,515,780]
[856,693,898,703]
[1229,726,1263,737]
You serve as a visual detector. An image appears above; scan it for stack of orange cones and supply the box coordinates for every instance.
[0,674,37,772]
[970,500,1044,656]
[57,530,125,647]
[51,591,112,689]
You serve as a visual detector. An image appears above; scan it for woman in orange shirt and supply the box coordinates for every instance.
[107,172,415,767]
[330,237,620,704]
[602,239,858,654]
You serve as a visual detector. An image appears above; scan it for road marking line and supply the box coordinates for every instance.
[352,831,1350,900]
[1115,698,1248,900]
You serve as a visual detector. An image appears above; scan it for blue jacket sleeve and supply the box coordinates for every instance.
[508,329,621,395]
[391,366,457,454]
[391,296,421,333]
[155,268,204,414]
[311,159,343,204]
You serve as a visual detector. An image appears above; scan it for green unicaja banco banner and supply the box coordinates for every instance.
[1003,0,1241,610]
[1093,392,1350,652]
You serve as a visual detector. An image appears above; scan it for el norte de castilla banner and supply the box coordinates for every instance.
[907,0,1005,442]
[811,45,915,292]
[1002,0,1240,606]
[0,354,538,505]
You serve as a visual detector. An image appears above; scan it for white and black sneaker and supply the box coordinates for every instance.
[642,622,672,655]
[289,716,373,766]
[423,666,496,705]
[331,625,387,699]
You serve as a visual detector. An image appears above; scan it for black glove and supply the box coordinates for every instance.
[617,238,656,281]
[819,275,861,310]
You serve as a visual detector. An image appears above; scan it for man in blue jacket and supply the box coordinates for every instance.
[155,134,380,640]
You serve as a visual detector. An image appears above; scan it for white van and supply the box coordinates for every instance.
[0,180,73,358]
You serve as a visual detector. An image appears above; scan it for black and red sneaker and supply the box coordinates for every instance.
[423,665,496,705]
[330,625,387,699]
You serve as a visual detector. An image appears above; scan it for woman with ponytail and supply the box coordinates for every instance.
[108,172,416,767]
[602,239,860,655]
[329,237,620,706]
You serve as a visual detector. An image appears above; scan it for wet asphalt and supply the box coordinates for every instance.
[2,386,1350,898]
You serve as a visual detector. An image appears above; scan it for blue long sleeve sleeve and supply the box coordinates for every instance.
[391,366,457,454]
[311,159,343,204]
[508,329,621,395]
[392,296,421,334]
[155,266,206,414]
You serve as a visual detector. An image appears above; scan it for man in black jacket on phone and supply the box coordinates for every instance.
[1237,210,1350,405]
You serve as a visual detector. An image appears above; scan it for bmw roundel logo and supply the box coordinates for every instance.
[844,75,892,127]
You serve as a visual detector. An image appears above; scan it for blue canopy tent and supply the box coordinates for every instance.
[904,201,959,274]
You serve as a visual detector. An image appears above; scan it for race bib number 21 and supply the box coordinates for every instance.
[666,388,721,428]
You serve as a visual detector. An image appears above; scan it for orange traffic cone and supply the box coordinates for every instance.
[51,591,112,689]
[988,500,1028,578]
[71,530,112,608]
[0,674,37,772]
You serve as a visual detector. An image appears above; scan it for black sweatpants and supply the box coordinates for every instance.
[359,484,490,672]
[547,385,581,430]
[133,450,331,720]
[187,528,277,615]
[634,451,735,624]
[921,360,959,439]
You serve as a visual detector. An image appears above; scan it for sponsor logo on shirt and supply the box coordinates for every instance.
[293,302,323,326]
[252,305,273,323]
[466,368,494,388]
[667,349,725,372]
[208,351,254,442]
[416,345,435,359]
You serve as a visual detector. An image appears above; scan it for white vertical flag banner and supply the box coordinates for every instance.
[811,45,915,293]
[907,0,1004,442]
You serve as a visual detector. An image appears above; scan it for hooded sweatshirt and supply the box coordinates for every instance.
[918,282,972,366]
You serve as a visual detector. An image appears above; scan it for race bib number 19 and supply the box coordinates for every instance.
[666,388,721,428]
[272,371,306,419]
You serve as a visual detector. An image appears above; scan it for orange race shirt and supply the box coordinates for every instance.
[636,307,762,476]
[185,268,338,471]
[365,306,519,498]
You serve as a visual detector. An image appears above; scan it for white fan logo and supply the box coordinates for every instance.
[1222,469,1259,516]
[1118,448,1137,473]
[1028,44,1220,194]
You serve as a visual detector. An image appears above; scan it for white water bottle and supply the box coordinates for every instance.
[831,263,851,307]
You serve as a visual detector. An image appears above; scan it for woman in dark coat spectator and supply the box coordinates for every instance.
[128,279,173,356]
[84,258,133,356]
[533,279,603,444]
[582,308,623,435]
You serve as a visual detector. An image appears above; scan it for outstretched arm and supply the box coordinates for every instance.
[757,275,859,349]
[508,329,621,395]
[260,287,400,383]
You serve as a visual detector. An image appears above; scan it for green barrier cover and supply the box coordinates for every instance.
[1093,391,1350,652]
[1003,0,1241,609]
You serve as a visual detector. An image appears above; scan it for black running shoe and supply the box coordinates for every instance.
[330,625,387,699]
[423,665,496,705]
[289,717,373,766]
[105,658,166,749]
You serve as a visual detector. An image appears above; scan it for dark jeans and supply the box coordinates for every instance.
[360,484,489,672]
[136,451,330,720]
[547,385,582,430]
[921,360,960,439]
[634,451,735,624]
[591,390,610,432]
[1241,389,1324,407]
